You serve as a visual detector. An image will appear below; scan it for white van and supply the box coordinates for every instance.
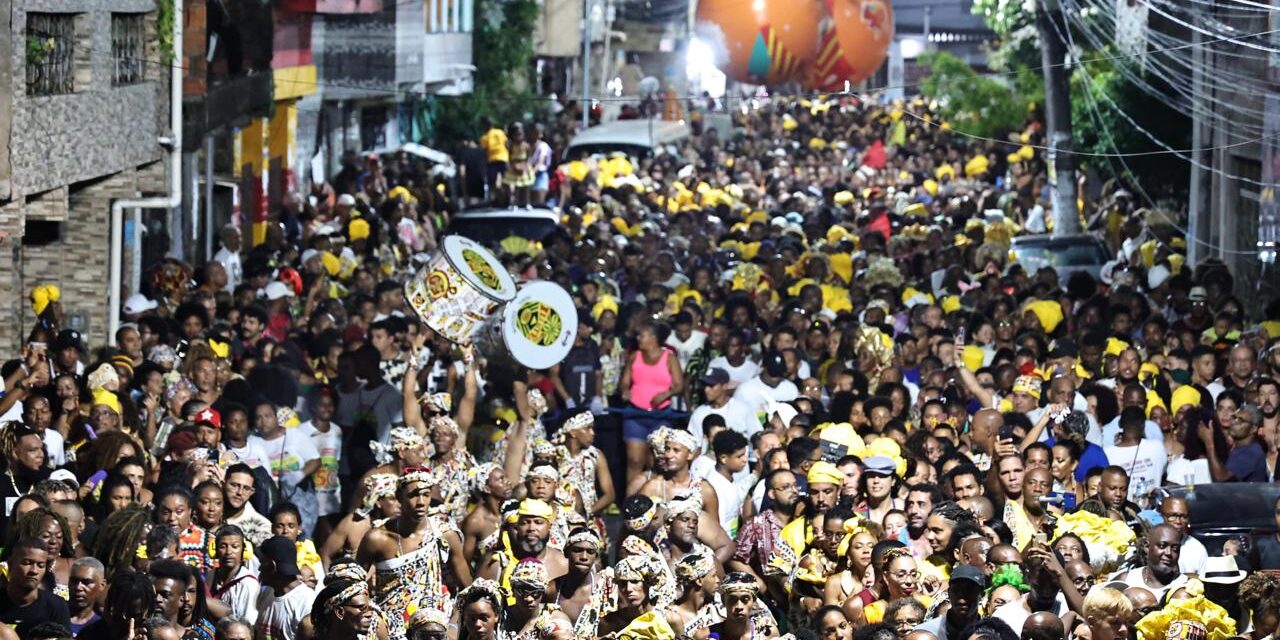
[564,118,691,159]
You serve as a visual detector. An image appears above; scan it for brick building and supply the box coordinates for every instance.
[0,0,170,353]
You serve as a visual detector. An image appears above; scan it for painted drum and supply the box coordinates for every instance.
[478,281,578,370]
[404,236,516,345]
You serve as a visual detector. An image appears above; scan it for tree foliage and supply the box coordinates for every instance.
[434,0,541,147]
[918,51,1040,140]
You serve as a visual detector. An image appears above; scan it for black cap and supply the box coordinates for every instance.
[951,565,986,588]
[1047,339,1078,359]
[700,368,730,387]
[763,351,788,378]
[259,536,301,577]
[54,329,83,352]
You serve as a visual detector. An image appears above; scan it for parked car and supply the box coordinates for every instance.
[444,207,560,245]
[1009,233,1111,284]
[564,118,691,159]
[1168,482,1280,556]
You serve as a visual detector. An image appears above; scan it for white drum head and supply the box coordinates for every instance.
[441,235,516,302]
[502,281,578,370]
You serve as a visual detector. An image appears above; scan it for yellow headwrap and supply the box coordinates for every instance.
[30,284,61,316]
[1023,300,1065,334]
[836,519,874,557]
[1105,337,1130,357]
[348,218,370,241]
[516,499,555,521]
[592,295,619,320]
[1146,390,1168,418]
[208,339,230,360]
[961,344,986,372]
[806,461,843,487]
[1171,386,1202,416]
[617,610,677,640]
[91,388,121,415]
[321,251,341,277]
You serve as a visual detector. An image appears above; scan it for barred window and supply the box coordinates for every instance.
[25,13,76,96]
[112,13,145,85]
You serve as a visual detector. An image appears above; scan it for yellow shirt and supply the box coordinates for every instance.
[480,128,509,163]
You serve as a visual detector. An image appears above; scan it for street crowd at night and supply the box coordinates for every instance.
[3,93,1280,640]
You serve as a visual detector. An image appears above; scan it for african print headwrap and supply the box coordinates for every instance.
[528,464,561,482]
[647,426,672,454]
[328,561,368,584]
[509,558,550,591]
[674,553,715,583]
[407,607,450,633]
[563,411,594,432]
[457,578,505,608]
[466,463,502,495]
[527,388,548,416]
[721,572,760,596]
[428,415,460,436]
[566,528,603,551]
[421,392,452,415]
[371,428,427,465]
[398,466,434,490]
[625,501,659,531]
[665,490,703,522]
[666,429,697,453]
[358,474,398,518]
[615,554,659,582]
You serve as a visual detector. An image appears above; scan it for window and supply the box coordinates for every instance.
[25,13,76,96]
[112,13,146,85]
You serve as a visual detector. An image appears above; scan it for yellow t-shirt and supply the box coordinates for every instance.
[480,128,509,163]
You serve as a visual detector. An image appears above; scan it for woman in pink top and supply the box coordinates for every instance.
[619,321,684,484]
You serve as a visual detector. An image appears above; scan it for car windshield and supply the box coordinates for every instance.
[447,216,557,244]
[1014,241,1108,270]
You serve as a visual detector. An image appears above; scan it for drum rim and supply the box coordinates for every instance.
[501,280,578,369]
[440,235,516,303]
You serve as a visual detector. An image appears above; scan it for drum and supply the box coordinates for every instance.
[477,281,578,370]
[404,236,517,345]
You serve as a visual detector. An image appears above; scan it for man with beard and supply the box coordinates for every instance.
[904,483,944,559]
[731,469,799,581]
[1078,466,1141,524]
[149,560,211,638]
[461,462,514,565]
[0,426,47,521]
[74,570,153,640]
[222,463,272,546]
[1203,404,1268,482]
[1110,524,1184,599]
[1003,467,1056,551]
[551,527,610,638]
[915,566,986,640]
[1259,378,1280,440]
[501,559,574,640]
[358,469,469,640]
[477,498,569,589]
[1223,345,1258,391]
[0,538,70,635]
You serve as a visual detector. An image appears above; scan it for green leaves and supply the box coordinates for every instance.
[918,51,1037,140]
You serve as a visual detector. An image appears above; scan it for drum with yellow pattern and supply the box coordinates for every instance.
[404,236,516,345]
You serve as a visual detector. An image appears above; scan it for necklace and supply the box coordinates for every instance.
[6,470,21,497]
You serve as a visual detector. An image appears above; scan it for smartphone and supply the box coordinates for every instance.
[999,424,1017,441]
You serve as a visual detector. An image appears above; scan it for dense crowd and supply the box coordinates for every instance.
[2,92,1280,640]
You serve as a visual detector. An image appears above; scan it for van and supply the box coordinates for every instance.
[564,118,691,159]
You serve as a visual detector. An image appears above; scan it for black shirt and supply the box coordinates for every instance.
[559,341,601,406]
[0,586,71,635]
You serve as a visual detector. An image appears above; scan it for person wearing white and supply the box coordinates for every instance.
[255,536,316,640]
[1158,497,1207,575]
[732,352,798,415]
[707,333,758,388]
[704,429,749,537]
[688,368,760,453]
[665,318,707,370]
[213,224,243,293]
[1104,407,1166,502]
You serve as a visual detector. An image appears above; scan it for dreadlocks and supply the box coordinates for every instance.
[93,504,150,575]
[6,507,72,558]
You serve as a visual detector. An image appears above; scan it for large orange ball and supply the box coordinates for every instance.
[807,0,895,91]
[695,0,823,85]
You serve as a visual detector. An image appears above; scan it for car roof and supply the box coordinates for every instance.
[1011,233,1105,246]
[566,119,691,151]
[452,207,558,222]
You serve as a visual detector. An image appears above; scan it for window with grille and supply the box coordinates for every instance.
[25,13,76,96]
[112,13,145,85]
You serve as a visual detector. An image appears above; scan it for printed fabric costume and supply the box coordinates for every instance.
[372,469,457,640]
[506,559,574,640]
[329,562,390,640]
[558,528,616,639]
[557,411,610,544]
[684,573,780,640]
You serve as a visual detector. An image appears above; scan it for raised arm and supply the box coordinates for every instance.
[456,347,479,433]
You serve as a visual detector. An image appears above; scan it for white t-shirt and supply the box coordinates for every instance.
[688,398,760,452]
[707,357,759,388]
[259,429,321,487]
[704,469,744,537]
[1108,568,1185,601]
[255,583,315,640]
[214,246,242,293]
[1100,417,1163,447]
[666,331,707,370]
[217,565,262,624]
[1180,534,1209,575]
[0,401,22,423]
[1104,440,1168,501]
[1165,455,1211,487]
[41,428,66,468]
[227,437,274,470]
[297,421,343,516]
[992,594,1068,637]
[732,377,799,415]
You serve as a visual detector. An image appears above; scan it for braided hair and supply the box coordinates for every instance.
[93,504,150,575]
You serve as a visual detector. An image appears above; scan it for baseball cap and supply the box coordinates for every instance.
[1189,286,1208,302]
[49,468,79,490]
[123,293,159,316]
[53,329,83,352]
[301,249,321,266]
[951,565,986,588]
[259,536,302,577]
[264,281,294,301]
[194,407,222,429]
[337,193,357,207]
[763,351,788,378]
[700,368,730,387]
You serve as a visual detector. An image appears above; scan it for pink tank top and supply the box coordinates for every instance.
[629,348,673,410]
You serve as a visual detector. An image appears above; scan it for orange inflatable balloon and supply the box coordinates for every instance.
[807,0,895,91]
[695,0,823,85]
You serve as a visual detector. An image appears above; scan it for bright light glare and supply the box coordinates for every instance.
[900,37,925,59]
[686,37,726,98]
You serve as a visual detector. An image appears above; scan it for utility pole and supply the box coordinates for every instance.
[581,0,594,128]
[1036,0,1080,235]
[1187,28,1207,265]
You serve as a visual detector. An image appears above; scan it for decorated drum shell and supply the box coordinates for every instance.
[478,281,578,370]
[404,236,516,345]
